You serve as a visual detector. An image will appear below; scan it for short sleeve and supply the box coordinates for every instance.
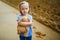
[17,15,20,22]
[29,15,33,23]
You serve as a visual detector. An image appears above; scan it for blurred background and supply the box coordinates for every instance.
[0,0,60,40]
[1,0,60,32]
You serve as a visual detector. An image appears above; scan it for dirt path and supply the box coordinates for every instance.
[0,1,60,40]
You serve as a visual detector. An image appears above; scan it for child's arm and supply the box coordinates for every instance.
[18,21,32,27]
[20,22,32,26]
[18,16,32,27]
[18,20,22,26]
[21,16,33,27]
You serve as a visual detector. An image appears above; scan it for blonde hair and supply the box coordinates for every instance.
[19,1,30,14]
[19,1,29,7]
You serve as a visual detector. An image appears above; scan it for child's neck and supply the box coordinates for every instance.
[22,14,28,16]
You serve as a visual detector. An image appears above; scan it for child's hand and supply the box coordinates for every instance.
[18,20,22,26]
[20,22,32,26]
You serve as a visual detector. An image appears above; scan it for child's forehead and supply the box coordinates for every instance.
[20,1,29,6]
[20,4,29,8]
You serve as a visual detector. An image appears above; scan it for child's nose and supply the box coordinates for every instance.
[24,9,26,12]
[23,10,26,13]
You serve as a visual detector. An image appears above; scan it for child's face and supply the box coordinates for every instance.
[20,4,29,15]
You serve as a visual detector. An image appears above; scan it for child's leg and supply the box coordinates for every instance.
[26,36,32,40]
[19,36,25,40]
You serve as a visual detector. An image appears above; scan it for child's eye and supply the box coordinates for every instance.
[25,8,28,9]
[21,8,28,10]
[22,8,24,10]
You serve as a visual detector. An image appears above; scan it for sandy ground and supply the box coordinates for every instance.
[0,1,60,40]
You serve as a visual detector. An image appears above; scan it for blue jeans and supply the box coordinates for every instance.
[19,36,32,40]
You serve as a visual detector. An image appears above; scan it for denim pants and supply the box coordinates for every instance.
[19,35,32,40]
